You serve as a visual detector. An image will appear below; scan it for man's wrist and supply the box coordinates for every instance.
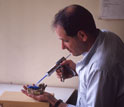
[46,94,67,107]
[54,99,63,107]
[46,94,57,106]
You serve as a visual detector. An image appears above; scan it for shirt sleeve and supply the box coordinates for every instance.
[76,60,102,107]
[85,68,101,106]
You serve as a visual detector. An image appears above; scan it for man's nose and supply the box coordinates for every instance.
[61,42,66,50]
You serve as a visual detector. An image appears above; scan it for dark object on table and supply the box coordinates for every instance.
[66,89,78,105]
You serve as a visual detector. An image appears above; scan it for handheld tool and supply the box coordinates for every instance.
[28,54,72,89]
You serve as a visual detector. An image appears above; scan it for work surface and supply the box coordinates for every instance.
[0,83,75,102]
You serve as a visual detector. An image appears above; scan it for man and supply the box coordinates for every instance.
[22,4,124,107]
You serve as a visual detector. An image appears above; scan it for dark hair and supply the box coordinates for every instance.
[52,4,97,37]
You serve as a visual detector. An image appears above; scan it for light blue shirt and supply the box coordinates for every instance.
[67,29,124,107]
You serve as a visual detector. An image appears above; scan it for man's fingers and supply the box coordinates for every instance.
[21,89,36,99]
[23,85,28,90]
[21,89,28,95]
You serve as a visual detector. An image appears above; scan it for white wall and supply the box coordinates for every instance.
[0,0,124,88]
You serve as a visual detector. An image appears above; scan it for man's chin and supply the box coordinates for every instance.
[71,53,78,56]
[68,51,80,56]
[72,52,82,56]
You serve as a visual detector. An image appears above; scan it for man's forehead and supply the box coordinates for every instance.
[55,25,66,35]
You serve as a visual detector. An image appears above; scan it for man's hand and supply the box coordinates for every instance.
[56,60,77,81]
[21,85,67,107]
[21,85,57,105]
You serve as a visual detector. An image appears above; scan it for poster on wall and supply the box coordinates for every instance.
[100,0,124,19]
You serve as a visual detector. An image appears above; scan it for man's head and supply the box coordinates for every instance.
[53,4,98,56]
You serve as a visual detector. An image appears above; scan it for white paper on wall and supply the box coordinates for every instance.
[100,0,124,19]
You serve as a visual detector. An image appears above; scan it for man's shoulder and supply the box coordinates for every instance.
[99,29,121,41]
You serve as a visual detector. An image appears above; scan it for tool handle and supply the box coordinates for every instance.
[47,57,66,76]
[61,65,76,82]
[56,57,66,65]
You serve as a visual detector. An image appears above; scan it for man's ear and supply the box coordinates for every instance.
[77,31,88,42]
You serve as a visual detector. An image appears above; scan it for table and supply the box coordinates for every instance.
[0,83,75,102]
